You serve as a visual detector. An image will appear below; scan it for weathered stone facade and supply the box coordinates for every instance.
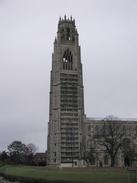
[83,116,137,167]
[47,16,137,167]
[47,16,84,166]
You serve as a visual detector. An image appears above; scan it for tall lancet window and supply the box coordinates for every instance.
[62,49,73,70]
[66,28,71,40]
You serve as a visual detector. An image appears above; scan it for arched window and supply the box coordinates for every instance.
[90,155,95,165]
[88,125,91,132]
[87,139,91,148]
[66,28,71,40]
[62,49,73,70]
[61,28,65,41]
[104,155,109,165]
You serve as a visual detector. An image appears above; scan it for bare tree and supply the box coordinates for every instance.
[95,117,127,167]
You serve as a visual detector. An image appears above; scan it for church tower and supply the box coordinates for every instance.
[47,16,84,166]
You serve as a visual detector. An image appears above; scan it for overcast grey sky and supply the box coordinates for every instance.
[0,0,137,152]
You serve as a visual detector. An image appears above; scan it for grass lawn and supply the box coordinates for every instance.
[0,165,136,183]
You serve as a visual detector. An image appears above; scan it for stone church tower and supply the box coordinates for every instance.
[47,16,84,166]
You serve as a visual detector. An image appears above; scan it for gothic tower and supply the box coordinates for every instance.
[47,16,84,166]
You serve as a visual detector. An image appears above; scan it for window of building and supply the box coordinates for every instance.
[104,155,109,165]
[90,155,95,165]
[66,28,71,41]
[62,49,73,70]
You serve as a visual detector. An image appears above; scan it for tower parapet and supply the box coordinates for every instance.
[58,15,75,26]
[57,16,78,45]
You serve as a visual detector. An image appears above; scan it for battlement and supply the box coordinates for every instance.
[58,15,75,26]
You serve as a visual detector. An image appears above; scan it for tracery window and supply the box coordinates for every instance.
[62,49,73,70]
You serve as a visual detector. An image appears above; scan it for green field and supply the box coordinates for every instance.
[0,165,136,183]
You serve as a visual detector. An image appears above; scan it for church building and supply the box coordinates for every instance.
[47,16,137,167]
